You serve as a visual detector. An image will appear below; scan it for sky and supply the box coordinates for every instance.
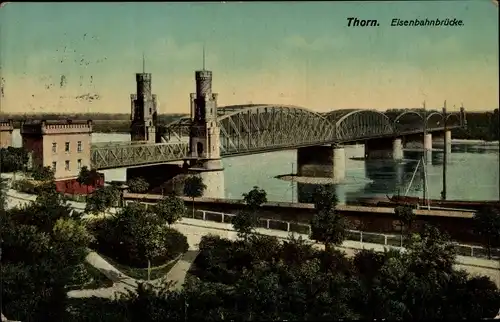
[0,1,498,115]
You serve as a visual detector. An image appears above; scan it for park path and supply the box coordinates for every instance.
[4,174,500,308]
[2,182,199,300]
[161,250,200,290]
[67,250,200,299]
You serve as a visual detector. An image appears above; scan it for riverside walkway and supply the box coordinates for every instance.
[4,183,500,298]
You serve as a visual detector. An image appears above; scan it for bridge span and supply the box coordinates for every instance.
[91,105,465,170]
[86,65,468,199]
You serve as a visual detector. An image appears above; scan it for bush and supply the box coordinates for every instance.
[64,194,87,203]
[31,166,55,181]
[12,179,38,194]
[0,147,29,172]
[163,228,189,260]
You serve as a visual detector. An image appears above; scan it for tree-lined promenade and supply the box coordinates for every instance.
[2,165,500,320]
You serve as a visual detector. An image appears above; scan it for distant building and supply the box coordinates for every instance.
[0,119,14,148]
[20,119,104,194]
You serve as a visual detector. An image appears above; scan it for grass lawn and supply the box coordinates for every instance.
[66,262,114,291]
[98,253,182,281]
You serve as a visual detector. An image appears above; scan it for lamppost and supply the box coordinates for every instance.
[441,101,448,200]
[291,162,295,203]
[441,101,451,200]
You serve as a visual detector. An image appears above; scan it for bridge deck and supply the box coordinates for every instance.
[91,124,461,169]
[91,107,465,169]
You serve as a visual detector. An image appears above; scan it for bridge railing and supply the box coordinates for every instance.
[91,142,189,169]
[129,200,500,260]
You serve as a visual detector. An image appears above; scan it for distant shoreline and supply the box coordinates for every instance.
[2,112,498,141]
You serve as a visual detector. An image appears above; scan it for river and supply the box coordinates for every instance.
[11,130,499,204]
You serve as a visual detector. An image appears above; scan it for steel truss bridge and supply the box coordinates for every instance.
[91,105,466,170]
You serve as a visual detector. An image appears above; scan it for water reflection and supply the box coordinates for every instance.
[299,144,498,204]
[10,128,497,203]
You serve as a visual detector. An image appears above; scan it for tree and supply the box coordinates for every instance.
[232,186,267,239]
[77,166,90,194]
[90,202,189,273]
[183,175,206,218]
[492,108,499,140]
[312,184,338,212]
[1,177,93,321]
[153,194,186,225]
[242,186,267,211]
[133,216,172,280]
[394,204,416,247]
[35,180,71,214]
[77,165,90,186]
[405,224,457,273]
[0,147,29,172]
[127,177,150,193]
[473,207,500,259]
[0,177,7,211]
[310,185,348,251]
[31,165,55,181]
[85,185,120,215]
[77,166,102,194]
[232,211,259,239]
[310,208,349,252]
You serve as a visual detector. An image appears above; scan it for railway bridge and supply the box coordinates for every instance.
[89,66,466,198]
[91,105,465,169]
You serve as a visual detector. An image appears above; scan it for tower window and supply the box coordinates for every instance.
[65,142,70,152]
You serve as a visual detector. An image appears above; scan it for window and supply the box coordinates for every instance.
[149,108,152,114]
[52,142,57,153]
[65,142,70,152]
[77,141,82,152]
[52,162,57,171]
[65,160,70,171]
[77,159,82,169]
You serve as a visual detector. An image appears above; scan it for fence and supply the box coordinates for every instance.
[7,187,499,260]
[128,200,500,260]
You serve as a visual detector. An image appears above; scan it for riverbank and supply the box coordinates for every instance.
[451,139,499,145]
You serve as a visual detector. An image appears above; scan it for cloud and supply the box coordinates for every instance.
[283,35,345,51]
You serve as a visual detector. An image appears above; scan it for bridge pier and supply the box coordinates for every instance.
[434,130,452,154]
[296,145,346,183]
[424,133,433,163]
[187,159,225,199]
[364,138,403,160]
[445,130,452,153]
[424,133,432,151]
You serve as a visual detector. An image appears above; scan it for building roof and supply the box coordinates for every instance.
[21,119,93,135]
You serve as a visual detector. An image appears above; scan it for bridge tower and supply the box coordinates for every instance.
[130,55,158,143]
[186,59,225,198]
